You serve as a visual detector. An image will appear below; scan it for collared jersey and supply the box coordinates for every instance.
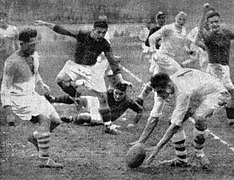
[1,51,41,106]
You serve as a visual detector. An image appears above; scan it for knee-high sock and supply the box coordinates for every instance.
[33,131,51,159]
[73,113,92,125]
[193,126,207,155]
[54,95,74,104]
[171,129,187,163]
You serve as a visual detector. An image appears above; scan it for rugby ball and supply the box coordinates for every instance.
[125,143,146,168]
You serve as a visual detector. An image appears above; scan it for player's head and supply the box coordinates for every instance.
[19,28,38,56]
[206,11,220,32]
[204,7,215,30]
[150,72,174,99]
[156,11,166,26]
[175,11,187,27]
[92,20,108,41]
[0,11,8,27]
[113,82,127,102]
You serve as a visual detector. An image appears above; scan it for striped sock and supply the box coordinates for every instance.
[33,131,51,159]
[173,140,188,163]
[193,127,207,152]
[171,129,187,163]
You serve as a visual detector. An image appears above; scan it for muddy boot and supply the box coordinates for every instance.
[159,158,191,168]
[194,151,210,169]
[39,157,63,168]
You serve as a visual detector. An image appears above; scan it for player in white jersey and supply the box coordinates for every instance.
[148,11,193,75]
[0,12,19,82]
[1,28,63,168]
[132,69,230,168]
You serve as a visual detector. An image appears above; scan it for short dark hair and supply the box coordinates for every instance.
[150,72,171,89]
[19,28,37,43]
[93,20,108,29]
[115,82,128,92]
[206,11,220,20]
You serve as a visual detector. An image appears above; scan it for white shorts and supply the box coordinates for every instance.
[11,92,56,121]
[59,60,107,93]
[152,52,182,76]
[206,63,234,91]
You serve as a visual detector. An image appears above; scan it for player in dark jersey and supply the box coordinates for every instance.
[145,11,166,49]
[34,20,131,134]
[197,4,234,127]
[45,82,143,133]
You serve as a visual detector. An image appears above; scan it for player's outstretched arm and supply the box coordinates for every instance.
[34,20,76,38]
[196,3,214,45]
[34,20,56,29]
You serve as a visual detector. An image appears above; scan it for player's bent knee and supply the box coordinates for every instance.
[194,116,207,131]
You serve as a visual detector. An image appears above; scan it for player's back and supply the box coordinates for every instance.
[171,68,225,97]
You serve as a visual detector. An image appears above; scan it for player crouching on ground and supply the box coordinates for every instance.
[45,82,143,134]
[131,69,230,168]
[1,28,63,168]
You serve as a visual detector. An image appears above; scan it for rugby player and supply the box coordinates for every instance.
[197,3,234,126]
[1,28,63,168]
[132,69,230,168]
[45,82,143,133]
[34,19,131,134]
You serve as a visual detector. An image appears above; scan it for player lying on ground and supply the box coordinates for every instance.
[1,28,63,168]
[131,69,230,168]
[196,3,234,127]
[34,20,131,135]
[45,82,143,131]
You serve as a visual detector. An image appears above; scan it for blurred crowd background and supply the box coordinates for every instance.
[0,0,233,25]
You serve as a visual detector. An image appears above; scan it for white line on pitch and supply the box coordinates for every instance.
[121,64,234,153]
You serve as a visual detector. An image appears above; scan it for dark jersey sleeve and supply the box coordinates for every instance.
[102,39,111,53]
[145,26,161,48]
[127,97,143,113]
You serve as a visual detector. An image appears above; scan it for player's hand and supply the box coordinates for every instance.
[135,97,144,106]
[6,113,16,126]
[4,106,15,127]
[42,83,51,93]
[129,140,141,146]
[202,3,213,13]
